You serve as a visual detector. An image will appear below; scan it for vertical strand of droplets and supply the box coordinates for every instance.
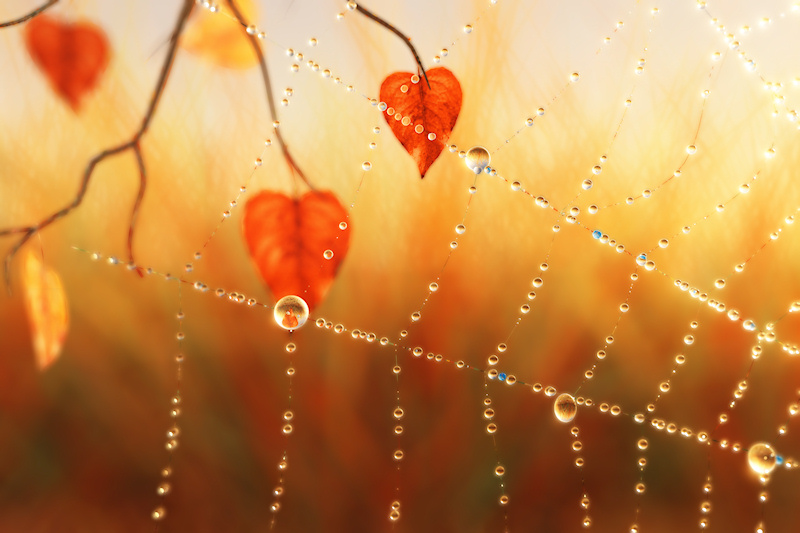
[269,338,297,529]
[388,346,404,524]
[483,345,509,530]
[152,283,185,529]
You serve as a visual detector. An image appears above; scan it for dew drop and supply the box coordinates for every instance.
[465,146,491,174]
[274,295,310,331]
[554,393,578,423]
[748,443,778,475]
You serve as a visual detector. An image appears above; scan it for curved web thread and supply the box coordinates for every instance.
[3,1,800,532]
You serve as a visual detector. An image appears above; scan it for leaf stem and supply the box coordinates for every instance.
[0,0,58,29]
[354,4,431,90]
[0,0,195,291]
[224,0,314,192]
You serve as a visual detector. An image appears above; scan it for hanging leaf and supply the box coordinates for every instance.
[242,190,351,311]
[24,14,110,111]
[181,0,259,69]
[379,67,462,178]
[21,249,69,370]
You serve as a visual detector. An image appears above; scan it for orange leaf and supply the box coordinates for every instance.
[242,190,351,312]
[21,250,69,370]
[379,67,462,178]
[24,14,109,111]
[181,0,259,69]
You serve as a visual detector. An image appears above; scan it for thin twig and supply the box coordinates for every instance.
[355,4,431,90]
[0,0,58,29]
[224,0,314,191]
[129,143,146,277]
[0,0,195,291]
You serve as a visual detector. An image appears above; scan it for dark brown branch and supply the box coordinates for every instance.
[0,0,58,29]
[224,0,313,190]
[129,143,146,277]
[355,4,431,90]
[1,0,194,291]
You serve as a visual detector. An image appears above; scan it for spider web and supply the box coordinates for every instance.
[1,0,800,532]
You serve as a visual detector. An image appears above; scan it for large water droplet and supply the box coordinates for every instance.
[748,442,778,475]
[554,393,578,423]
[465,146,491,174]
[274,295,310,331]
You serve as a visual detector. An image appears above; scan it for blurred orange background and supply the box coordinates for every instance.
[2,0,800,531]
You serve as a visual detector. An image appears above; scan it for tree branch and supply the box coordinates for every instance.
[0,0,194,291]
[129,143,146,277]
[224,0,313,191]
[355,4,431,90]
[0,0,58,29]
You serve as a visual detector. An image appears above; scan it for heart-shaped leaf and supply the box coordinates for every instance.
[182,0,259,69]
[24,14,110,111]
[242,190,351,311]
[379,67,462,178]
[21,249,69,370]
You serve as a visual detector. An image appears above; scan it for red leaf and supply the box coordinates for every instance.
[24,14,110,111]
[379,67,462,178]
[242,190,351,312]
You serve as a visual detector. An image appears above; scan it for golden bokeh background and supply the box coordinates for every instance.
[2,0,800,531]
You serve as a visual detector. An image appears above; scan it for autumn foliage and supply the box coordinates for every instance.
[242,190,351,311]
[379,67,462,178]
[24,14,109,110]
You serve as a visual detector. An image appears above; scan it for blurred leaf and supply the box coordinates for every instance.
[21,249,69,370]
[379,67,462,178]
[242,190,351,311]
[24,14,110,111]
[182,0,259,69]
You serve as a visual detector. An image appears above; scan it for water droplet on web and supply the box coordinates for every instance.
[323,249,334,260]
[362,161,372,171]
[274,295,309,331]
[747,443,778,475]
[465,146,491,174]
[463,24,473,33]
[570,72,580,82]
[554,393,577,423]
[455,224,466,234]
